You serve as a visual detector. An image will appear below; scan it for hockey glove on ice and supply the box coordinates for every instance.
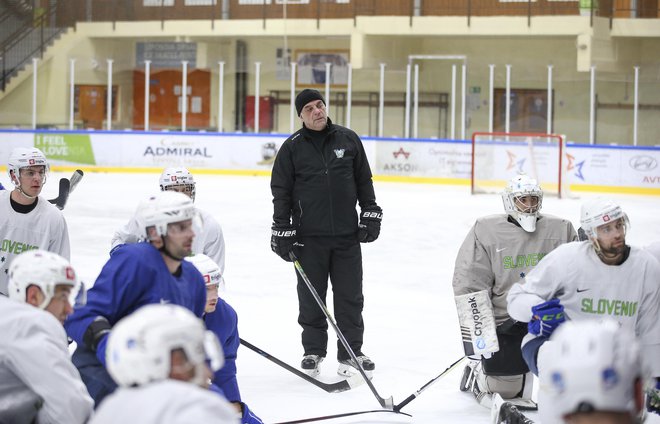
[271,225,297,262]
[358,206,383,243]
[528,298,565,338]
[648,379,660,415]
[239,402,264,424]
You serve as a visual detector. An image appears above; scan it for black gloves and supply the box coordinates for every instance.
[271,225,297,262]
[358,206,383,243]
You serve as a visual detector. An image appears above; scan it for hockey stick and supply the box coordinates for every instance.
[290,252,394,410]
[48,170,84,210]
[239,338,364,394]
[49,178,70,210]
[69,169,84,193]
[393,355,466,412]
[274,409,412,424]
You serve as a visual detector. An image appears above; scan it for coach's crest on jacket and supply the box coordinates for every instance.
[334,149,345,159]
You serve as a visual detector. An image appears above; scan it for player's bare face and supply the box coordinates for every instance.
[45,285,74,325]
[165,219,195,259]
[595,218,626,264]
[204,283,219,313]
[18,166,46,197]
[300,100,328,131]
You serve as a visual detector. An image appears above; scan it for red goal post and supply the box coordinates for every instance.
[471,132,568,199]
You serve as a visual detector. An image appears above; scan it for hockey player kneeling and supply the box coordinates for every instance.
[90,304,239,423]
[452,174,577,410]
[507,198,660,416]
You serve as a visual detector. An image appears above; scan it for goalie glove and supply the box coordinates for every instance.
[271,225,297,262]
[358,206,383,243]
[528,298,565,338]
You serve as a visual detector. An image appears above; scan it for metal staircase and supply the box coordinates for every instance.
[1,0,67,91]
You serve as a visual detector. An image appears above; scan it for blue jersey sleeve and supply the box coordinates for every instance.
[65,246,154,346]
[205,299,241,402]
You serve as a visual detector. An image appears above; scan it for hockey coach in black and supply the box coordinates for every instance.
[270,88,383,378]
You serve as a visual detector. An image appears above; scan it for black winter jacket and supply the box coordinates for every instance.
[270,118,378,237]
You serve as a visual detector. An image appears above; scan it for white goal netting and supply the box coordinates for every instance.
[471,132,571,198]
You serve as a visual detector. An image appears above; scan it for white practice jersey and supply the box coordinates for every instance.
[507,242,660,376]
[91,379,239,424]
[0,191,70,295]
[110,207,225,274]
[452,214,577,324]
[646,241,660,263]
[0,296,93,424]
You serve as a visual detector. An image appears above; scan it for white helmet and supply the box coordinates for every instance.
[184,253,224,293]
[580,198,629,241]
[7,249,85,310]
[159,167,196,202]
[106,304,224,388]
[502,174,543,233]
[538,320,645,422]
[7,147,49,187]
[134,191,197,240]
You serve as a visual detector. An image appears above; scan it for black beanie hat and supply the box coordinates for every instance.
[295,89,325,116]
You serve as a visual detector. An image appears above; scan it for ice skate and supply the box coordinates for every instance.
[337,355,375,378]
[301,355,324,377]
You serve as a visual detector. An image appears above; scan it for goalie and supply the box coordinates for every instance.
[452,174,577,409]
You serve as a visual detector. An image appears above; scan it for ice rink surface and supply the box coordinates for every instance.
[43,171,660,423]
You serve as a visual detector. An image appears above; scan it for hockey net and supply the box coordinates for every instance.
[471,132,571,199]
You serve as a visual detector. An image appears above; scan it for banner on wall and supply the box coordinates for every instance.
[0,130,658,193]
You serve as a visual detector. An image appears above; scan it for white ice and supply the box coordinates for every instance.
[47,171,660,424]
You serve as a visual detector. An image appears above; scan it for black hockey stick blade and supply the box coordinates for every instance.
[290,252,395,410]
[274,409,412,424]
[48,178,71,210]
[394,356,465,412]
[69,169,84,193]
[239,338,364,394]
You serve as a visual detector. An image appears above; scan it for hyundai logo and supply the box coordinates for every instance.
[629,155,657,172]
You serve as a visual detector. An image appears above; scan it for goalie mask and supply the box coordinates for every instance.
[7,249,86,310]
[160,167,196,202]
[7,147,50,188]
[538,320,645,423]
[580,198,629,245]
[502,174,543,233]
[185,253,225,293]
[134,191,198,241]
[106,304,224,388]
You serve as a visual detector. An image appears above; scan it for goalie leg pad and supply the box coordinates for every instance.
[455,290,499,357]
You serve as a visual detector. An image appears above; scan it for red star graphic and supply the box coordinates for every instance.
[393,147,410,159]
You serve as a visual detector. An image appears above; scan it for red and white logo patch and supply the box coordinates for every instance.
[603,214,610,222]
[65,266,76,280]
[170,176,177,182]
[203,274,211,284]
[29,159,35,165]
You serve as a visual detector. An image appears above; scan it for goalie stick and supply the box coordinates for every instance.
[239,338,363,394]
[49,170,84,210]
[274,409,412,424]
[291,252,394,410]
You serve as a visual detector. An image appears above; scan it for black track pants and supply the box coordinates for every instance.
[295,235,364,361]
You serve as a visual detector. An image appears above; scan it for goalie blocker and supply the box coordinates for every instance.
[455,290,534,408]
